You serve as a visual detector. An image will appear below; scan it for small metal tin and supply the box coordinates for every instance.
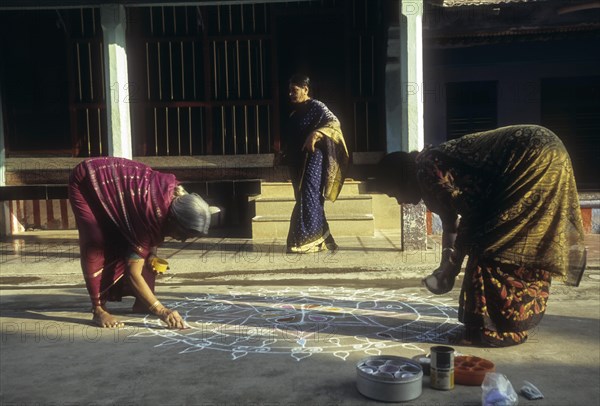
[412,354,431,375]
[430,346,455,390]
[356,356,423,402]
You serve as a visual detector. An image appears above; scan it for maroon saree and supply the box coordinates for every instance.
[68,157,178,306]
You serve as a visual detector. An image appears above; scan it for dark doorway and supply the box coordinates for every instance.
[0,10,71,155]
[276,11,347,136]
[446,81,498,140]
[541,76,600,190]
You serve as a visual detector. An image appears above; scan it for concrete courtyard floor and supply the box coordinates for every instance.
[1,231,599,406]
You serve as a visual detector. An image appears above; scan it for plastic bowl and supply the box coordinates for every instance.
[151,257,169,274]
[454,355,495,386]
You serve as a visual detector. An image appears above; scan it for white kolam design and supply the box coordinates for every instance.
[132,287,461,361]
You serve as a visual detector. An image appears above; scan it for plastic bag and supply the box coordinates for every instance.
[481,372,518,406]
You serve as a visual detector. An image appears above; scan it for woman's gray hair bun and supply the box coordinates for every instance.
[170,192,213,235]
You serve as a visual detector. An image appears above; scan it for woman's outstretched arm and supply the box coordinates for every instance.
[126,259,186,329]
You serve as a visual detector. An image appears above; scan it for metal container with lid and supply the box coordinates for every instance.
[430,345,455,390]
[356,356,423,402]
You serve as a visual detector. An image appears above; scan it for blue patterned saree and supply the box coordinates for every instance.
[284,99,348,253]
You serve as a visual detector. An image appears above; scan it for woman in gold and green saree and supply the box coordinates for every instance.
[375,125,587,346]
[282,74,349,253]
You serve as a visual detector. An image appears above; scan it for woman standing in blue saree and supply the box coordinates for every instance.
[282,75,349,253]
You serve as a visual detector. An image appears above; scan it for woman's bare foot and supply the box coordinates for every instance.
[92,306,124,328]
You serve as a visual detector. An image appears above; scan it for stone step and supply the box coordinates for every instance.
[252,214,374,239]
[259,180,363,197]
[254,195,372,217]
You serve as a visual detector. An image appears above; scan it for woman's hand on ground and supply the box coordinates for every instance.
[158,308,186,329]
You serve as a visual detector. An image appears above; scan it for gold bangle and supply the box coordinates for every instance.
[149,300,162,313]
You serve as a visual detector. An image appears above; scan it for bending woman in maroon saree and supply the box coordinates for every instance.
[69,157,213,328]
[375,125,587,346]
